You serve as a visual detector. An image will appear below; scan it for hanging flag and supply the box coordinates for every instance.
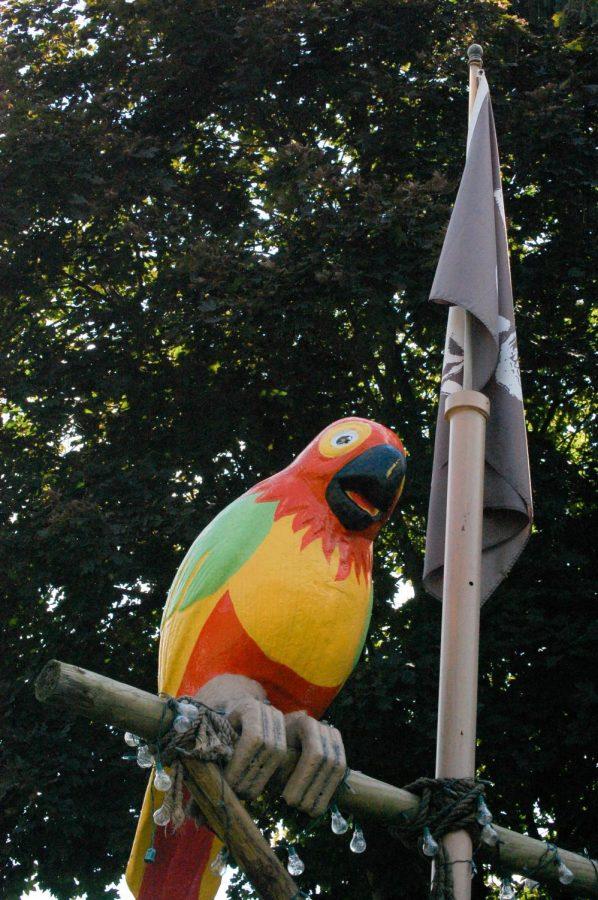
[423,71,533,603]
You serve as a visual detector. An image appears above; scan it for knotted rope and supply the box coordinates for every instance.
[391,777,486,900]
[149,696,237,832]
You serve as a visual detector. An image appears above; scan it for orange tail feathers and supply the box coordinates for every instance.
[126,779,223,900]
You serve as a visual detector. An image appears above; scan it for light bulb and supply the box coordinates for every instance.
[177,701,200,721]
[154,766,172,792]
[286,845,305,876]
[557,860,574,885]
[136,744,154,768]
[173,714,192,733]
[124,732,140,747]
[499,878,515,899]
[476,796,493,826]
[153,805,171,827]
[330,805,349,835]
[480,823,500,846]
[421,827,439,858]
[350,824,367,854]
[210,847,228,876]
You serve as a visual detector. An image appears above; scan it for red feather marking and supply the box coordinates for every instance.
[242,416,405,583]
[138,814,214,899]
[249,474,372,584]
[177,592,339,718]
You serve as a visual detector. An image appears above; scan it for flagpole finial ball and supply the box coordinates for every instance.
[467,44,483,63]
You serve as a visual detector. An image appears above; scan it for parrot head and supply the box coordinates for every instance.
[252,418,406,579]
[290,418,407,539]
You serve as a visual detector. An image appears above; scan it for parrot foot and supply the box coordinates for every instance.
[282,711,347,818]
[225,697,288,800]
[194,676,346,818]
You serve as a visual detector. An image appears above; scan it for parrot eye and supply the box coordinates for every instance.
[333,431,358,447]
[318,421,372,458]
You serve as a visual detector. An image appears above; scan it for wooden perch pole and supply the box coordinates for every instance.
[180,758,299,900]
[35,660,598,896]
[35,661,299,900]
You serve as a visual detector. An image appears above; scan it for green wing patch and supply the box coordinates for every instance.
[162,492,278,623]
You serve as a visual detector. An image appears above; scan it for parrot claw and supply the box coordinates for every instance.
[194,677,345,815]
[282,711,347,818]
[224,697,287,800]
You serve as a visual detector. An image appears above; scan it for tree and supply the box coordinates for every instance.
[0,1,594,897]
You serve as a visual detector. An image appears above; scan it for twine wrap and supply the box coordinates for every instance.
[149,696,238,832]
[391,777,486,900]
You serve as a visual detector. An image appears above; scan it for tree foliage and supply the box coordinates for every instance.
[0,1,595,897]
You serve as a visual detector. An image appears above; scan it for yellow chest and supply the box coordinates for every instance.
[159,515,373,695]
[227,515,373,687]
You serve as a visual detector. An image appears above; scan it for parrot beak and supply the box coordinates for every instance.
[325,444,406,531]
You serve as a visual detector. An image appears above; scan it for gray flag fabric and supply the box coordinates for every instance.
[423,72,533,604]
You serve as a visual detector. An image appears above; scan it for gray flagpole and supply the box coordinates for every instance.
[432,44,488,900]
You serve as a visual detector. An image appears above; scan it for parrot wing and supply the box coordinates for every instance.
[131,493,279,900]
[162,491,278,625]
[158,490,278,697]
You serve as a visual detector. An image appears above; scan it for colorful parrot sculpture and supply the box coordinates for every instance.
[126,417,406,900]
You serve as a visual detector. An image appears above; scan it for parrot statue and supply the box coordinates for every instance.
[126,417,406,900]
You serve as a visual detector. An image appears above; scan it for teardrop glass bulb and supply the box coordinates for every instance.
[153,805,171,827]
[177,701,200,721]
[421,827,439,858]
[154,766,172,792]
[173,714,192,733]
[330,805,349,835]
[136,744,154,768]
[286,846,305,876]
[350,824,367,853]
[476,796,493,826]
[499,878,515,900]
[124,732,140,747]
[557,861,574,885]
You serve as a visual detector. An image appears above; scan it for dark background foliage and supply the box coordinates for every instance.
[0,1,595,897]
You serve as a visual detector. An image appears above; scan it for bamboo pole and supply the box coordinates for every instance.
[35,660,598,896]
[432,43,488,900]
[434,390,488,898]
[35,661,299,900]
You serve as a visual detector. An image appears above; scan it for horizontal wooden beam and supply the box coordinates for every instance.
[35,661,598,896]
[336,771,598,894]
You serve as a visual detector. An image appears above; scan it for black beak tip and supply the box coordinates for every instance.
[326,444,406,532]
